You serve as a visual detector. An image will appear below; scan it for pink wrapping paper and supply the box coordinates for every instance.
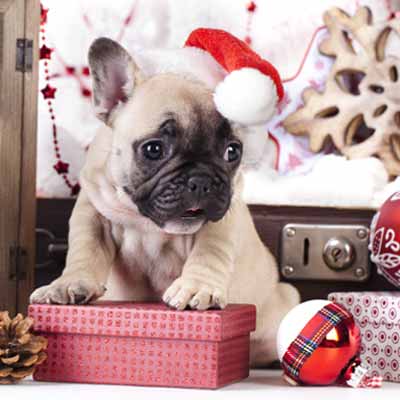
[329,292,400,382]
[28,302,256,388]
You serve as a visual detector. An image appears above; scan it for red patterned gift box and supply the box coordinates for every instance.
[28,302,256,389]
[328,292,400,383]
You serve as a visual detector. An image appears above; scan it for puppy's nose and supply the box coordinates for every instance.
[187,176,212,196]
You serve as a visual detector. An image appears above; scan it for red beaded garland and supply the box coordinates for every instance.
[244,1,257,45]
[38,1,152,196]
[40,3,78,195]
[247,1,256,12]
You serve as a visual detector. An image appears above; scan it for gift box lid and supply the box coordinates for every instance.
[328,292,400,327]
[28,302,256,342]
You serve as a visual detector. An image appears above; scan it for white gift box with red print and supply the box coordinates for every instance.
[328,292,400,383]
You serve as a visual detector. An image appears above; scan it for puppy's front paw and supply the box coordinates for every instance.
[30,277,106,305]
[162,277,227,311]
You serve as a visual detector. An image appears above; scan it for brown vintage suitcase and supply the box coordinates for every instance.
[36,199,395,300]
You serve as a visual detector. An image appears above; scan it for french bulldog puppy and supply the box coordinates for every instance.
[31,38,299,365]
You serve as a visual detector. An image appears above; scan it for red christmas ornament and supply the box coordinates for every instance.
[277,300,382,388]
[298,319,360,385]
[53,160,69,174]
[370,191,400,287]
[40,44,53,60]
[41,84,57,99]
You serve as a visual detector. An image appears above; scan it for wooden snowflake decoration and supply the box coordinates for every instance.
[284,7,400,176]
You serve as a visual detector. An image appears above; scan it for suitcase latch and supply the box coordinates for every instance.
[281,224,370,282]
[16,39,33,72]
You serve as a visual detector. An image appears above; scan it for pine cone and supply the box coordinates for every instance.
[0,311,47,384]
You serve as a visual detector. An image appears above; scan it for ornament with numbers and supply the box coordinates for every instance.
[276,300,382,388]
[370,191,400,288]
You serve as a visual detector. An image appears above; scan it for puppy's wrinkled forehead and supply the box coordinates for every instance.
[114,73,227,143]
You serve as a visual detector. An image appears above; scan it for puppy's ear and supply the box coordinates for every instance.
[88,37,143,125]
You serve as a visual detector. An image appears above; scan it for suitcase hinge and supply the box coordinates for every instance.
[16,39,33,72]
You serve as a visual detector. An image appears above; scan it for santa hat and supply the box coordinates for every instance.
[185,28,284,126]
[135,28,283,127]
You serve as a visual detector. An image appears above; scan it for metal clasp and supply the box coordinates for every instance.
[16,39,33,72]
[281,224,370,282]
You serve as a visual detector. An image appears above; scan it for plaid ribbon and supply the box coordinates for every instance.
[282,302,352,382]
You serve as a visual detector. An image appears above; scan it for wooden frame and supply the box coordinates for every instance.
[0,0,39,313]
[18,0,39,312]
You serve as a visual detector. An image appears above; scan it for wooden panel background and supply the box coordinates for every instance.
[0,0,25,314]
[17,0,39,312]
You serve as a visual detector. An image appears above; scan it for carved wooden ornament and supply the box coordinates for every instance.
[284,7,400,176]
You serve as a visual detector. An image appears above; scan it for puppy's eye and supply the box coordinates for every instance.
[224,142,242,163]
[142,140,164,161]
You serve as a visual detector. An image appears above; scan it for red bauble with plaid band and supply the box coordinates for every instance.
[277,300,382,388]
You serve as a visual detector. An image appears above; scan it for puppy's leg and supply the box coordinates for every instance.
[250,282,300,366]
[163,202,242,311]
[30,191,116,304]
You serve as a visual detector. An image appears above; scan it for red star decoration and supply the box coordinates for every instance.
[71,183,81,196]
[40,4,49,25]
[41,84,57,99]
[247,1,256,12]
[40,44,53,60]
[81,66,90,76]
[53,160,69,174]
